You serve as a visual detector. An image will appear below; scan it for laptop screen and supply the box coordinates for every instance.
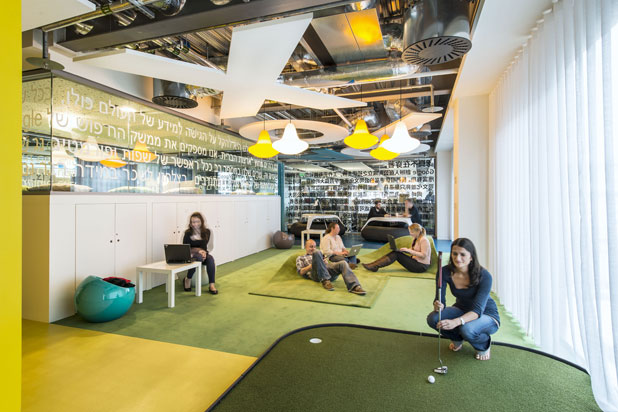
[164,244,192,264]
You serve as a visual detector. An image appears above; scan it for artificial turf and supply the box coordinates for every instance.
[55,247,535,357]
[210,325,600,412]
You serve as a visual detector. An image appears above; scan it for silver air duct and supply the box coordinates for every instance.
[343,107,380,130]
[279,58,421,89]
[152,0,186,15]
[402,0,472,65]
[384,99,419,122]
[114,9,137,27]
[152,79,198,109]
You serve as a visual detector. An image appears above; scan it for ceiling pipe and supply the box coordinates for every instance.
[280,63,458,89]
[41,0,163,32]
[279,57,421,89]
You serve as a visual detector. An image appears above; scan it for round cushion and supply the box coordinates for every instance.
[74,276,135,322]
[361,225,411,243]
[273,231,295,249]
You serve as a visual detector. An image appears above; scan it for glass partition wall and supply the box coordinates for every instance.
[284,157,437,234]
[22,72,278,195]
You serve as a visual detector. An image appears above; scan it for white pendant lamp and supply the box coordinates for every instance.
[74,136,109,162]
[272,122,308,155]
[381,122,420,154]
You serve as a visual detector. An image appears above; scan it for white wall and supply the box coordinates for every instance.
[436,149,453,240]
[455,95,489,264]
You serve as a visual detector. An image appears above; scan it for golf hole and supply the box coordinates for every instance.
[309,338,322,344]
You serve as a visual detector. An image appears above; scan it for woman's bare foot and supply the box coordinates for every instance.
[449,341,463,352]
[475,348,491,360]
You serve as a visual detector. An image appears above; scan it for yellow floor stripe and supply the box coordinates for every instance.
[22,320,255,412]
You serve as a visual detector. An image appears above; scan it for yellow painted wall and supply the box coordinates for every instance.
[22,196,50,322]
[0,3,21,411]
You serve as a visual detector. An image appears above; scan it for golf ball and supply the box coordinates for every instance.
[427,375,435,384]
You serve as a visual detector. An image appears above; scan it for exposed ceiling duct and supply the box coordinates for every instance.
[342,107,380,130]
[114,9,138,27]
[402,0,473,65]
[279,57,421,88]
[151,0,186,16]
[384,99,419,122]
[152,79,198,109]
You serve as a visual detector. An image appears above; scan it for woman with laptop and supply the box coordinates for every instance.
[182,212,218,294]
[320,222,361,269]
[362,223,431,273]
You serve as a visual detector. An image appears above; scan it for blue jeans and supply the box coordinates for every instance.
[311,251,360,291]
[328,254,358,265]
[426,306,499,351]
[187,253,216,284]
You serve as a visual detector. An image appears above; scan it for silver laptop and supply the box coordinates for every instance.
[347,244,363,257]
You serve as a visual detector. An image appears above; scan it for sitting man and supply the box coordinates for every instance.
[296,239,366,295]
[368,200,390,219]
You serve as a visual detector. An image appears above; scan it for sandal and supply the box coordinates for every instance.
[449,341,463,352]
[475,347,491,360]
[208,287,218,295]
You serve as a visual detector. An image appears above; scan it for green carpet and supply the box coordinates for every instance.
[56,247,535,357]
[210,326,600,412]
[358,236,446,279]
[249,250,389,308]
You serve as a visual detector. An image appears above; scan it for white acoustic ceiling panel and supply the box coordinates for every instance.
[74,49,228,89]
[74,13,365,119]
[287,163,333,173]
[373,112,442,137]
[269,83,366,111]
[23,0,96,32]
[330,162,374,172]
[340,143,431,158]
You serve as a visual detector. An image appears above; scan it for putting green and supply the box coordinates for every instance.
[209,325,600,412]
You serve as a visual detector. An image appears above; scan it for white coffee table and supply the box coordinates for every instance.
[136,260,202,308]
[301,229,325,249]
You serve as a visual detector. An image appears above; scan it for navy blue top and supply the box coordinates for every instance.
[182,229,211,252]
[434,266,500,324]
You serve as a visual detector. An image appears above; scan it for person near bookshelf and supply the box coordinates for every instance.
[362,223,431,273]
[320,222,359,269]
[402,198,422,225]
[368,200,391,219]
[296,239,366,295]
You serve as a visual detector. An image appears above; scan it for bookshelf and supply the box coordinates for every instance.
[284,158,436,233]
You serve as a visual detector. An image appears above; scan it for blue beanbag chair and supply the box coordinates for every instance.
[75,276,135,322]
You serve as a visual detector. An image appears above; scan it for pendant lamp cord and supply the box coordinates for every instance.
[399,80,402,120]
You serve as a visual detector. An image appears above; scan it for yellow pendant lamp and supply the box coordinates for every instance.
[128,141,157,163]
[100,151,127,168]
[248,130,279,158]
[370,135,399,160]
[344,119,378,149]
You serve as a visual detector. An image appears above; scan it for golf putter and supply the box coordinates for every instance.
[434,251,448,375]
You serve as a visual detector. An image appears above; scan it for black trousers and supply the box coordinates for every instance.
[385,251,429,273]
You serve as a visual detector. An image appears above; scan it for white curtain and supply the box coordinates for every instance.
[489,0,618,409]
